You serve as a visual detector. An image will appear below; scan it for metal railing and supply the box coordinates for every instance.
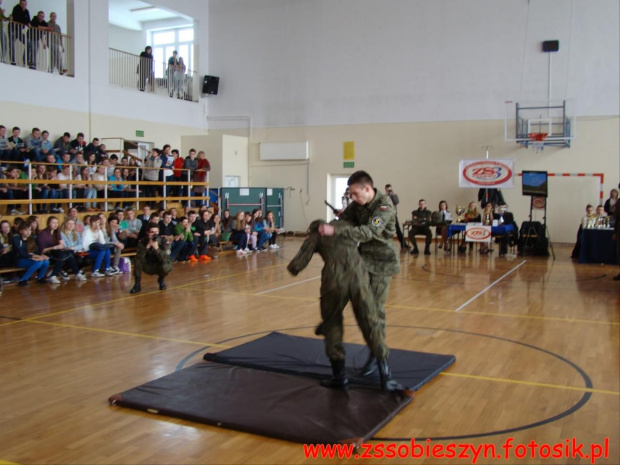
[0,160,210,214]
[109,48,199,102]
[1,19,72,75]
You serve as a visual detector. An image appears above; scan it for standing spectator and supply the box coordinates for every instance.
[167,51,186,98]
[0,1,9,64]
[142,148,162,207]
[138,46,154,92]
[27,10,51,69]
[9,0,30,66]
[182,149,197,207]
[604,189,618,216]
[193,151,210,207]
[47,11,63,74]
[385,184,408,251]
[170,149,183,197]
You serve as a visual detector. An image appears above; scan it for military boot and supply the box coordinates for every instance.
[378,358,406,392]
[158,276,166,291]
[320,359,350,391]
[130,276,141,294]
[359,352,377,377]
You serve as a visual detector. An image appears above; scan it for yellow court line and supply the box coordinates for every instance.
[186,286,318,303]
[23,319,232,348]
[0,460,21,465]
[440,372,620,396]
[386,304,620,326]
[0,263,288,327]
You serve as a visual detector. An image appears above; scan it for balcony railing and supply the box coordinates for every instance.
[109,48,199,102]
[1,19,72,75]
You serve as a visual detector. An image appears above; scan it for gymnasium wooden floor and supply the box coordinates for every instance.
[0,238,618,465]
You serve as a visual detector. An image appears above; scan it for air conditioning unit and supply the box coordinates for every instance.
[259,142,308,161]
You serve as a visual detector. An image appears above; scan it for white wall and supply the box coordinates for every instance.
[109,24,145,55]
[207,0,619,128]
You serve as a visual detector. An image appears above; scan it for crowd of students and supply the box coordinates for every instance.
[0,126,212,215]
[0,204,283,289]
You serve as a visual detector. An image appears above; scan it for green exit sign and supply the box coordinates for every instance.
[343,161,355,168]
[136,130,144,137]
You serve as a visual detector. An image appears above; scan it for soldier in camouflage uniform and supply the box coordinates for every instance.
[130,222,173,294]
[288,219,404,392]
[319,170,400,382]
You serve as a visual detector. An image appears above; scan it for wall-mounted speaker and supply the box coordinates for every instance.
[542,40,559,52]
[203,76,219,95]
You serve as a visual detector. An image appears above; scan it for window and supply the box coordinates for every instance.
[149,26,194,78]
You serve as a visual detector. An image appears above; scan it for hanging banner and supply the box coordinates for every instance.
[459,159,515,188]
[465,224,492,243]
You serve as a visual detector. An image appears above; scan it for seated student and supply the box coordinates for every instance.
[138,212,161,241]
[496,202,517,257]
[212,213,222,242]
[169,207,179,225]
[12,221,51,286]
[137,205,152,223]
[82,216,114,277]
[4,166,28,215]
[431,200,452,251]
[66,207,85,235]
[57,164,72,204]
[46,167,64,213]
[229,210,250,254]
[195,209,219,259]
[220,209,232,242]
[263,210,282,249]
[0,220,15,268]
[409,199,433,255]
[173,216,198,262]
[458,201,481,253]
[479,202,495,254]
[105,214,125,273]
[60,218,85,253]
[120,208,142,248]
[108,167,127,209]
[571,204,595,259]
[244,211,258,251]
[159,211,185,261]
[37,216,85,282]
[31,164,51,214]
[91,164,107,209]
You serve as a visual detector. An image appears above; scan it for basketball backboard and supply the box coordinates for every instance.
[504,99,575,149]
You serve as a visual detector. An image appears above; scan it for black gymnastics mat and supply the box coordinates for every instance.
[203,331,455,391]
[109,363,413,445]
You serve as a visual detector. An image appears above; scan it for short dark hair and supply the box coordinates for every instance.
[110,154,118,161]
[63,132,71,138]
[348,170,373,188]
[12,126,20,132]
[163,144,171,150]
[171,149,179,155]
[42,130,49,135]
[189,148,196,154]
[92,138,99,142]
[32,127,40,133]
[419,199,426,203]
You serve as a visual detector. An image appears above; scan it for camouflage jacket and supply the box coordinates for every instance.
[335,189,400,276]
[287,221,368,279]
[136,236,172,272]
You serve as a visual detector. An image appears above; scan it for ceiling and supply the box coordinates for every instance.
[109,0,188,31]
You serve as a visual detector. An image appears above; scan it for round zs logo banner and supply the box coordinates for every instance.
[465,225,492,243]
[459,159,515,188]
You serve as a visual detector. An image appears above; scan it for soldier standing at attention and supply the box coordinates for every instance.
[130,223,173,294]
[288,219,404,392]
[319,170,400,380]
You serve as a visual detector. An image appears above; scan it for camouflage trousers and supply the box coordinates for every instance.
[134,258,171,279]
[318,273,389,361]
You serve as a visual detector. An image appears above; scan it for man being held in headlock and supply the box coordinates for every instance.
[319,171,400,380]
[130,223,172,294]
[287,219,405,392]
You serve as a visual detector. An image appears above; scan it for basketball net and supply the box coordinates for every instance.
[528,132,548,153]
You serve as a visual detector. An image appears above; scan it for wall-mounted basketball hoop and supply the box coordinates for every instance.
[528,132,548,153]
